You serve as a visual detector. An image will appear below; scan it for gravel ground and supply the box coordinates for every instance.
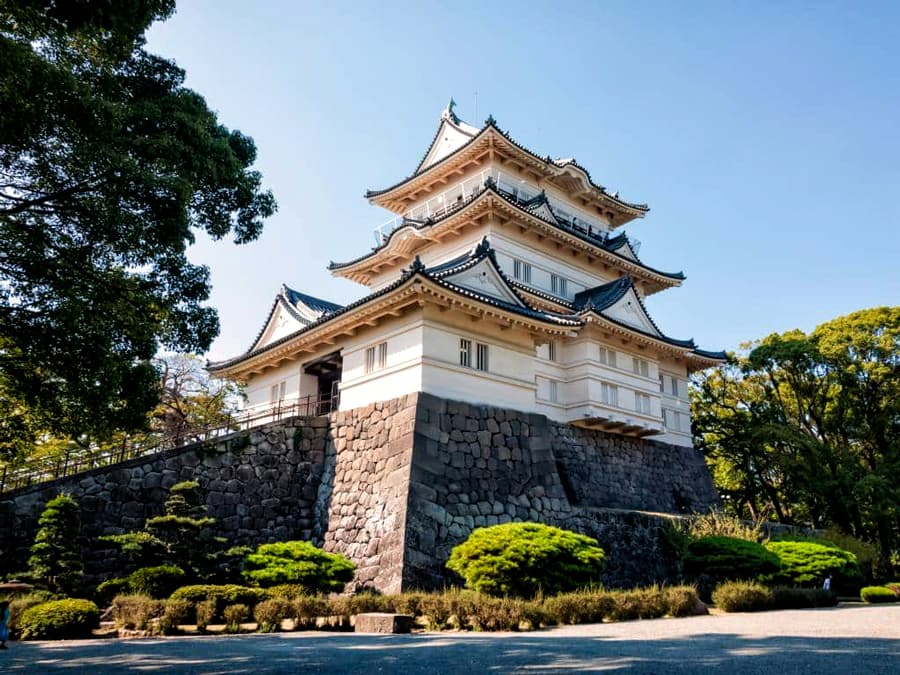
[4,603,899,674]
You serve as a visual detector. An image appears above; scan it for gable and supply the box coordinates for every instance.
[441,257,524,307]
[527,201,558,224]
[418,118,478,173]
[252,300,308,351]
[600,286,661,336]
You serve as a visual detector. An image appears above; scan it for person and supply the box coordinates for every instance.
[0,599,9,649]
[823,574,833,591]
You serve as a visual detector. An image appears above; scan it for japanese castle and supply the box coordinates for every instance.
[209,103,725,446]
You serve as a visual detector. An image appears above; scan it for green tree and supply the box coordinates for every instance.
[103,480,228,580]
[446,522,606,598]
[0,1,276,459]
[27,493,84,596]
[242,541,356,593]
[693,307,900,563]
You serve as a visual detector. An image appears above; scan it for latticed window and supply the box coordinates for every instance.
[476,343,489,372]
[513,258,532,283]
[459,338,472,368]
[548,341,558,362]
[632,357,649,377]
[549,380,559,403]
[635,392,651,414]
[601,382,618,406]
[599,347,617,367]
[365,341,387,374]
[551,274,567,297]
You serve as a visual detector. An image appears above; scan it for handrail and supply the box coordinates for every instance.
[0,393,338,494]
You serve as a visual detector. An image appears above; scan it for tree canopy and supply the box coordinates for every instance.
[693,307,900,562]
[0,1,276,459]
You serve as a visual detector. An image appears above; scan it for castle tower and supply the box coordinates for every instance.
[210,103,724,446]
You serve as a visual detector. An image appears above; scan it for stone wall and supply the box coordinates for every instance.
[0,393,718,592]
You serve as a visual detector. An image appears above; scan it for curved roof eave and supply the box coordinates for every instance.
[365,118,649,214]
[332,184,681,284]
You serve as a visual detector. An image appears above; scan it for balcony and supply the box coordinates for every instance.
[373,170,616,249]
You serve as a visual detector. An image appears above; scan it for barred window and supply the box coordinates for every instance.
[601,382,618,406]
[635,392,651,414]
[549,380,559,403]
[599,347,617,367]
[365,342,387,374]
[551,274,567,297]
[548,340,558,362]
[459,338,472,368]
[632,357,649,377]
[513,259,532,283]
[476,342,489,372]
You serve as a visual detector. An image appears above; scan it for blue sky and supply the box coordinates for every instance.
[146,1,900,361]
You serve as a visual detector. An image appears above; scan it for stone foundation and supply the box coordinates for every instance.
[0,393,717,591]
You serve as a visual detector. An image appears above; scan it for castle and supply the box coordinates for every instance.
[209,103,724,442]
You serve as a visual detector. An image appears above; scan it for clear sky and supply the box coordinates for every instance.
[146,1,900,361]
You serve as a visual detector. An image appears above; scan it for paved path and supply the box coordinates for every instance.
[5,604,900,674]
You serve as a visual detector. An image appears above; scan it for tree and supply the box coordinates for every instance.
[446,522,606,597]
[693,307,900,563]
[241,541,357,593]
[0,1,276,459]
[103,480,229,581]
[28,493,84,596]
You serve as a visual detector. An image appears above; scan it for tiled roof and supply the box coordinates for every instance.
[282,286,343,315]
[366,116,649,214]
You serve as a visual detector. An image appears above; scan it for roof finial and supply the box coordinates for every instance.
[474,236,491,257]
[485,114,496,127]
[445,97,459,124]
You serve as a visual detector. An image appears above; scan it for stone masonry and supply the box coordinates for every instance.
[0,393,717,592]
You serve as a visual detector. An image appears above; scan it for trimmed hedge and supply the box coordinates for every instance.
[860,586,898,603]
[685,536,781,581]
[127,566,186,599]
[711,581,774,613]
[446,522,606,597]
[764,540,860,587]
[169,585,270,616]
[18,599,100,640]
[771,587,838,609]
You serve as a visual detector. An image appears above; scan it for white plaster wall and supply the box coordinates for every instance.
[338,318,425,411]
[245,364,302,412]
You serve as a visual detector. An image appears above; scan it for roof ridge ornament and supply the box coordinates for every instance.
[443,97,460,124]
[473,236,491,257]
[484,114,496,127]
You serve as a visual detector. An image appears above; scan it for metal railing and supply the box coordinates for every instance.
[373,169,618,249]
[0,393,339,494]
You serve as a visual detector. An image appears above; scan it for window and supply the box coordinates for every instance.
[663,409,686,432]
[635,392,651,414]
[476,342,489,372]
[551,273,568,297]
[659,374,666,393]
[671,377,680,397]
[513,258,532,283]
[459,338,472,368]
[632,357,649,377]
[599,347,617,368]
[549,380,559,403]
[601,382,618,407]
[365,342,387,374]
[460,338,489,371]
[270,381,286,405]
[548,340,558,362]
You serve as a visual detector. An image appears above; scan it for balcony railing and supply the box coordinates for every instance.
[0,393,339,494]
[373,170,615,247]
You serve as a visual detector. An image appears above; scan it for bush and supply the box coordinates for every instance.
[19,599,100,640]
[541,590,611,625]
[764,540,861,587]
[223,603,249,632]
[293,595,328,630]
[158,599,193,634]
[771,587,838,609]
[685,536,781,581]
[254,598,293,632]
[860,586,898,603]
[267,584,309,600]
[446,522,606,597]
[96,577,130,605]
[242,541,356,593]
[7,592,57,637]
[111,595,165,630]
[688,512,763,542]
[823,528,882,582]
[195,599,216,631]
[663,586,701,617]
[712,581,774,612]
[169,585,269,617]
[127,566,186,599]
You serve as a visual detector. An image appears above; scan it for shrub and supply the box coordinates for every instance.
[293,595,328,630]
[7,592,56,637]
[242,541,356,593]
[446,522,606,598]
[19,598,99,640]
[254,598,293,632]
[685,536,781,581]
[127,566,186,599]
[223,603,249,632]
[158,599,193,634]
[663,586,701,617]
[169,584,269,616]
[764,540,861,587]
[111,594,165,630]
[823,528,881,582]
[267,584,309,600]
[195,599,216,631]
[688,512,764,543]
[860,586,898,603]
[712,581,774,612]
[346,592,392,615]
[541,590,611,625]
[771,587,838,609]
[27,494,84,596]
[96,577,130,605]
